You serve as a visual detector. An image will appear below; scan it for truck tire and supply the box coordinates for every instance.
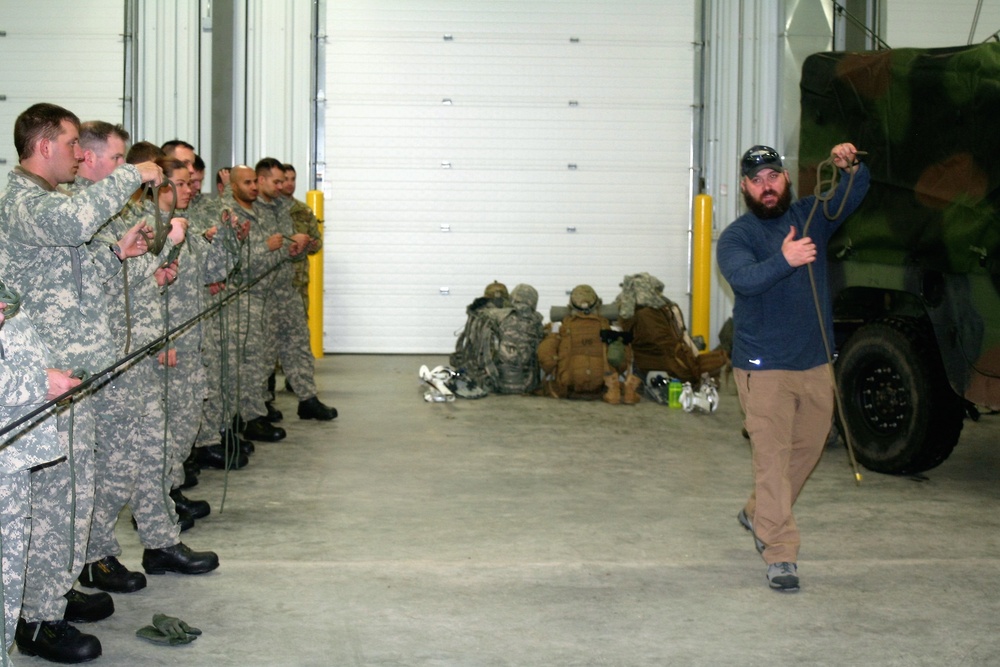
[835,317,964,474]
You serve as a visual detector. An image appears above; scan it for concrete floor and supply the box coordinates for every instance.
[16,354,1000,666]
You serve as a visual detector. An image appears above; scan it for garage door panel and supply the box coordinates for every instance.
[0,0,125,182]
[324,1,692,352]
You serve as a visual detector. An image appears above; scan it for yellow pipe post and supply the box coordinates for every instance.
[691,194,712,347]
[305,189,325,359]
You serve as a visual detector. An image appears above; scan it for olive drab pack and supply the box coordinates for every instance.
[615,272,729,384]
[450,282,544,395]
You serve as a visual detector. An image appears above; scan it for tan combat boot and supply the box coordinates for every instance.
[602,372,621,404]
[622,372,642,405]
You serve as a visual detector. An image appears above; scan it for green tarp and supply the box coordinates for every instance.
[799,42,1000,277]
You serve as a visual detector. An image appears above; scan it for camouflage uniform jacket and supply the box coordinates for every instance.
[0,314,62,474]
[161,207,236,344]
[89,196,177,356]
[238,196,290,298]
[285,196,322,291]
[0,165,142,371]
[185,187,228,235]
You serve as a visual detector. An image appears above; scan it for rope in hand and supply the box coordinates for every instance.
[0,281,22,318]
[0,253,293,443]
[160,265,174,522]
[124,192,180,354]
[283,235,310,263]
[141,181,177,256]
[801,150,867,485]
[63,369,91,572]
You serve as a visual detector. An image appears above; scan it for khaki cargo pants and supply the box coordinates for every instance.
[734,364,834,564]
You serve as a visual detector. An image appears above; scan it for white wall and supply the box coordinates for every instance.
[0,0,126,184]
[885,0,1000,46]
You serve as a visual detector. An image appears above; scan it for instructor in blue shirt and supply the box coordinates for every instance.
[717,143,869,592]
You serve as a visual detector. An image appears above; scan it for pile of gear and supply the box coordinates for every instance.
[421,274,730,413]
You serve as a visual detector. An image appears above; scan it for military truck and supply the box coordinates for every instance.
[799,42,1000,474]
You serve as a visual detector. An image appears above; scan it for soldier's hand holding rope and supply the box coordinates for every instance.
[135,161,164,187]
[287,232,312,260]
[155,260,179,287]
[46,369,80,400]
[117,219,152,259]
[157,348,178,368]
[266,233,284,252]
[168,217,188,245]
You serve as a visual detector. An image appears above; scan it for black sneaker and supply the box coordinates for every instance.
[15,619,102,663]
[79,555,147,593]
[767,562,799,592]
[63,589,114,623]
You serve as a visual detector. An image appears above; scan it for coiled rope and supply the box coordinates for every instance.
[801,151,867,485]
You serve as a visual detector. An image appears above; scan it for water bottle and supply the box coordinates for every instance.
[668,379,683,408]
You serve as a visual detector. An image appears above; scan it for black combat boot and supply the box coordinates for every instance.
[15,619,102,663]
[142,543,220,575]
[79,556,147,593]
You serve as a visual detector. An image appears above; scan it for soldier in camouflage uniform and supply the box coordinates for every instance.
[280,163,323,312]
[0,290,76,657]
[189,188,255,468]
[74,137,219,599]
[186,173,261,463]
[160,143,248,475]
[222,164,292,442]
[254,159,338,424]
[155,158,236,509]
[0,103,163,664]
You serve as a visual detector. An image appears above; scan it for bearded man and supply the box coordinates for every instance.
[717,143,869,592]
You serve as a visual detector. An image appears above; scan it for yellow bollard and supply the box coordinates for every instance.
[692,194,712,347]
[305,190,324,359]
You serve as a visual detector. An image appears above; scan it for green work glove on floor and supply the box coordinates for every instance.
[135,625,197,646]
[136,613,202,645]
[152,613,202,640]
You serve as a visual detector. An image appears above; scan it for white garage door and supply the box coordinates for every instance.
[323,1,695,353]
[0,0,126,184]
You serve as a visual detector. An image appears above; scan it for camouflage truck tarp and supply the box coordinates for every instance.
[800,43,1000,408]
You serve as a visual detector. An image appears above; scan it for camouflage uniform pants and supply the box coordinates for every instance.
[259,281,318,404]
[22,399,97,622]
[161,334,206,488]
[198,291,252,446]
[88,360,180,561]
[0,469,29,651]
[293,261,309,315]
[237,292,272,421]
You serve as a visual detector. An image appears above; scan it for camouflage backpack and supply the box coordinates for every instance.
[450,283,544,394]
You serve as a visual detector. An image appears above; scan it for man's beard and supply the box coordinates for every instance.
[743,185,792,219]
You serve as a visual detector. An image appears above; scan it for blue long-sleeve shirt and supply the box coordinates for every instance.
[717,164,870,371]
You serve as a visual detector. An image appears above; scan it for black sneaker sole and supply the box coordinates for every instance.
[768,577,800,592]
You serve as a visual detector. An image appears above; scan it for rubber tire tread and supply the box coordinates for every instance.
[835,316,964,474]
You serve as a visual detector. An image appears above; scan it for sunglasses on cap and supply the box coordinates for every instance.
[741,146,782,178]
